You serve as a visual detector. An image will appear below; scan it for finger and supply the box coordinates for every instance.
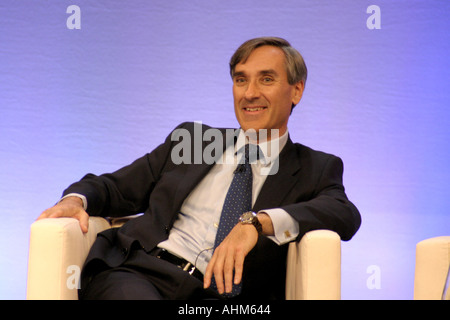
[78,212,89,233]
[223,250,235,293]
[37,207,61,220]
[212,250,226,294]
[233,252,245,285]
[203,271,211,289]
[213,267,225,294]
[203,253,216,289]
[37,209,50,220]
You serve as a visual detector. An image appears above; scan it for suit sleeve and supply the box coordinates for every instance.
[282,155,361,241]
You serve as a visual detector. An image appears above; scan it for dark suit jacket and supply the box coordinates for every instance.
[64,122,361,299]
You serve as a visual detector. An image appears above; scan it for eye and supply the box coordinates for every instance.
[234,77,246,85]
[261,76,274,84]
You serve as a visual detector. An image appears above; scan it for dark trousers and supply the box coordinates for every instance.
[79,247,222,300]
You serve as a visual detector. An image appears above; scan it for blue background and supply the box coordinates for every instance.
[1,0,449,299]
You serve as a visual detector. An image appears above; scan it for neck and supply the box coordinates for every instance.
[242,128,285,144]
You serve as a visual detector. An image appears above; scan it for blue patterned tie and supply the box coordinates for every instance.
[211,144,257,297]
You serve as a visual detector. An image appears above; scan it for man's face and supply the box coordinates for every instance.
[232,45,304,138]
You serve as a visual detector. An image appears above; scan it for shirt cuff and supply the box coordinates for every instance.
[258,208,299,245]
[59,193,88,210]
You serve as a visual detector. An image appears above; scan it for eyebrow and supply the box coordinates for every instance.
[232,69,279,78]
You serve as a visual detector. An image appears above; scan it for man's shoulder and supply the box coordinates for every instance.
[290,141,341,163]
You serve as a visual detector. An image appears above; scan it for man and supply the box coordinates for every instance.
[38,37,361,299]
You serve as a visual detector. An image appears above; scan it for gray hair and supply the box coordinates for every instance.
[229,37,307,87]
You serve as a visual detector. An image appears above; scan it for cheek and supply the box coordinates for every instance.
[270,92,293,119]
[232,87,242,105]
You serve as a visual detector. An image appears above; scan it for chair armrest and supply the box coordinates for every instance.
[27,217,111,300]
[286,230,341,300]
[414,236,450,300]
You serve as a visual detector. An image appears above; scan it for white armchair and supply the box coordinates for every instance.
[414,236,450,300]
[27,217,341,300]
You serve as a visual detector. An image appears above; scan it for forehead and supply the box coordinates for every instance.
[234,45,287,75]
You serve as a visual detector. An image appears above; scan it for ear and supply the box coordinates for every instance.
[291,81,304,106]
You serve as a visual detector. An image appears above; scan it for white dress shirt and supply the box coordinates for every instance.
[158,129,299,274]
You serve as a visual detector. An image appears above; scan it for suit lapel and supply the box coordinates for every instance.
[253,138,302,211]
[170,127,237,216]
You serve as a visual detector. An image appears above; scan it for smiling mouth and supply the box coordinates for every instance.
[243,106,267,112]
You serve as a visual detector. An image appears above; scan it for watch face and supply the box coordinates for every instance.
[241,211,255,223]
[240,211,262,233]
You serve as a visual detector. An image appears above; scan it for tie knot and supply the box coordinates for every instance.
[233,144,259,174]
[243,144,260,164]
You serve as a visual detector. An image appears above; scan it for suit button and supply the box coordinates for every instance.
[164,226,170,234]
[121,247,128,255]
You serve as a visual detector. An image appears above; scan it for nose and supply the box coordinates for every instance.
[244,80,260,100]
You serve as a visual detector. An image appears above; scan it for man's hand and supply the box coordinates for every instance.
[203,223,258,294]
[203,212,274,294]
[37,196,89,233]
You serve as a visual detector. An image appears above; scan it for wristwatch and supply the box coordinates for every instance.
[239,211,263,234]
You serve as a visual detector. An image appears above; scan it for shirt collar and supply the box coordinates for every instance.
[235,129,289,167]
